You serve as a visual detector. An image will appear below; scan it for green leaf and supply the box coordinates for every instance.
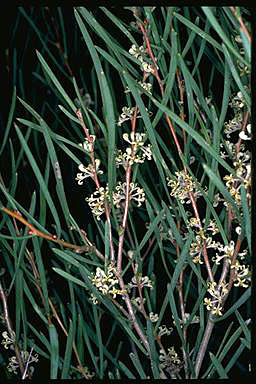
[222,44,250,109]
[170,233,193,290]
[52,267,88,289]
[61,320,74,379]
[202,163,240,220]
[118,362,136,379]
[49,324,59,379]
[209,352,228,378]
[0,87,16,155]
[15,123,61,234]
[146,319,159,378]
[240,185,251,254]
[150,97,234,175]
[129,352,147,379]
[235,310,251,346]
[36,50,77,113]
[74,8,116,193]
[167,283,185,345]
[201,7,250,69]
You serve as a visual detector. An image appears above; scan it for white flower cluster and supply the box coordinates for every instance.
[7,349,39,377]
[204,281,229,316]
[128,274,153,289]
[231,260,251,288]
[79,135,96,153]
[1,331,15,349]
[158,325,173,337]
[167,170,203,205]
[1,332,39,378]
[89,263,126,304]
[117,106,150,126]
[86,182,146,220]
[86,185,110,220]
[125,80,152,95]
[218,90,251,210]
[113,181,146,208]
[129,44,158,74]
[190,234,222,265]
[239,123,251,141]
[149,312,159,322]
[159,347,182,371]
[116,132,152,169]
[75,159,103,185]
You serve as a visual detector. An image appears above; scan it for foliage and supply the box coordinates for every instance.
[0,7,251,379]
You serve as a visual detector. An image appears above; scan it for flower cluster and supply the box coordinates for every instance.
[116,132,152,169]
[129,44,158,74]
[113,181,145,208]
[190,235,222,264]
[75,159,103,185]
[149,312,159,322]
[7,349,39,378]
[159,347,182,374]
[223,156,251,206]
[79,135,96,153]
[125,80,152,95]
[128,273,153,290]
[218,89,251,210]
[86,185,110,220]
[231,260,251,288]
[167,170,203,204]
[89,263,126,304]
[1,331,15,349]
[86,181,146,220]
[212,240,235,265]
[204,281,229,316]
[117,106,149,126]
[158,325,173,337]
[189,219,222,264]
[239,123,251,141]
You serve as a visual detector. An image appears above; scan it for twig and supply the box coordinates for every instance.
[193,313,215,378]
[76,109,115,262]
[229,7,251,44]
[1,206,100,256]
[0,280,25,376]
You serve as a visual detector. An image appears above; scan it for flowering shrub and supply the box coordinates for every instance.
[0,6,251,379]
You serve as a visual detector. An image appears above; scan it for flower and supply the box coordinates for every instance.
[1,331,15,349]
[79,135,96,152]
[75,159,103,185]
[129,44,146,58]
[149,312,159,322]
[239,124,251,141]
[7,349,39,377]
[117,106,151,126]
[128,274,153,289]
[116,133,152,168]
[117,106,137,126]
[125,81,152,95]
[113,182,146,208]
[231,260,251,288]
[86,185,110,220]
[158,325,173,337]
[159,347,181,370]
[204,281,229,316]
[89,263,126,304]
[167,171,202,204]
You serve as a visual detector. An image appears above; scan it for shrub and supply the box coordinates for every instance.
[0,7,251,379]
